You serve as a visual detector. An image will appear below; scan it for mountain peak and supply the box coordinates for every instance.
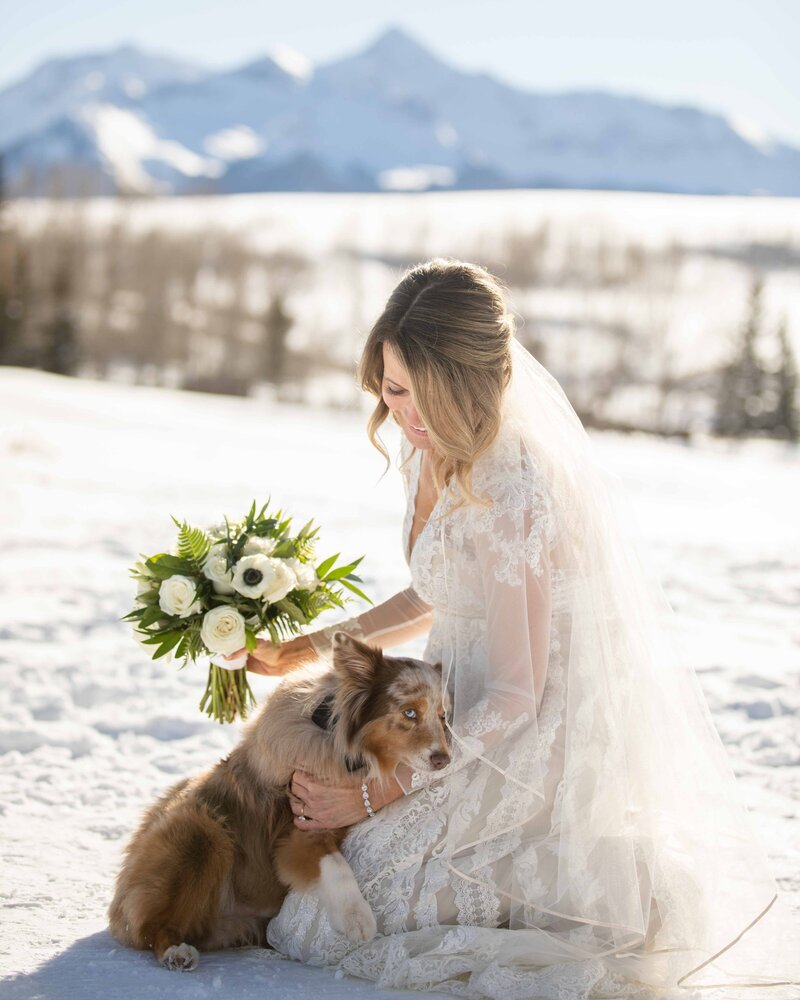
[235,45,313,83]
[365,25,434,59]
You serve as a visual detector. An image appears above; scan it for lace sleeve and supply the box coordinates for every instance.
[470,449,556,720]
[308,585,433,663]
[407,444,557,794]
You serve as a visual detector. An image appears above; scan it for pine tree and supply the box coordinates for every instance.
[263,293,292,384]
[714,275,767,437]
[41,260,79,375]
[773,316,799,441]
[0,157,30,368]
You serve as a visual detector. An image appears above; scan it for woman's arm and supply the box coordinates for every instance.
[226,585,433,676]
[308,585,433,662]
[402,459,556,795]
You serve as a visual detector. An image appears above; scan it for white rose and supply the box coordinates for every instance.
[206,519,237,540]
[202,543,235,595]
[243,536,277,556]
[158,574,203,618]
[284,557,319,592]
[201,606,247,655]
[232,554,296,602]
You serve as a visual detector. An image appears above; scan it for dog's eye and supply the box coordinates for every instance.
[403,708,417,719]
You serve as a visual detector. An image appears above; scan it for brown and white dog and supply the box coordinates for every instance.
[108,630,449,971]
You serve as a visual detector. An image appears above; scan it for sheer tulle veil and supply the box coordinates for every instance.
[395,336,800,992]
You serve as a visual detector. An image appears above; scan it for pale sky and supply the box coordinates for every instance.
[3,0,799,146]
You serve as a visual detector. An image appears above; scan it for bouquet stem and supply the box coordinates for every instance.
[199,665,256,724]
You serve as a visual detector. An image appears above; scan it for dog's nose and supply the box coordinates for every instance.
[429,751,450,770]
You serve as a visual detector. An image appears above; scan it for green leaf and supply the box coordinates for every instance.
[140,605,165,628]
[323,556,364,581]
[175,520,211,566]
[139,633,167,646]
[146,553,196,579]
[275,597,308,624]
[244,629,257,653]
[339,577,373,605]
[121,607,146,621]
[316,552,339,578]
[152,631,184,659]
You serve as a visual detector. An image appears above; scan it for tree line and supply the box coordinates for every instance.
[1,158,797,440]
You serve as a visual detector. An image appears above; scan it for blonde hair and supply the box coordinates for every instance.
[358,258,514,513]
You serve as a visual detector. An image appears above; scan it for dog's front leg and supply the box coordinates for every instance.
[274,829,377,942]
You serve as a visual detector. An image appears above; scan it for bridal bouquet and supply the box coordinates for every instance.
[123,500,370,724]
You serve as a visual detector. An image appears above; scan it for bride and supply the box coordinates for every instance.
[229,259,799,998]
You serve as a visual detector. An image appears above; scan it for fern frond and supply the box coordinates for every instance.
[176,521,211,569]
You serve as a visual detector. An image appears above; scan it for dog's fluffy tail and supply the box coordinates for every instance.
[108,802,235,959]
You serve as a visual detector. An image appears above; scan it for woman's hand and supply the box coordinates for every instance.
[289,769,404,831]
[224,635,316,676]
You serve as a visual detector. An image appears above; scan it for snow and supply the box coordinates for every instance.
[379,165,458,191]
[80,103,223,193]
[266,46,314,84]
[203,126,264,161]
[0,45,204,151]
[0,367,798,997]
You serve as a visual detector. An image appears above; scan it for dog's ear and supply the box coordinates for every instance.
[332,631,382,686]
[432,660,443,674]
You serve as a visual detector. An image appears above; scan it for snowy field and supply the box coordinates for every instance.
[0,367,798,999]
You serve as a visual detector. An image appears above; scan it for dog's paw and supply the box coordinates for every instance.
[161,943,199,971]
[330,894,378,943]
[317,852,378,942]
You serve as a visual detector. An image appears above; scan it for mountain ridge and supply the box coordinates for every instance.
[3,26,798,197]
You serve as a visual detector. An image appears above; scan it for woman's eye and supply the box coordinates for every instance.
[403,708,417,719]
[384,385,405,396]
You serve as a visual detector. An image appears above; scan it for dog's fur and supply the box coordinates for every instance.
[108,630,449,971]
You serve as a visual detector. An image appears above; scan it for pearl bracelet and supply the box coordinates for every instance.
[361,782,375,817]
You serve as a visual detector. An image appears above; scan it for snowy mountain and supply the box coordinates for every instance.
[3,26,800,197]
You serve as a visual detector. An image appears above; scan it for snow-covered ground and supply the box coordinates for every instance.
[0,368,798,998]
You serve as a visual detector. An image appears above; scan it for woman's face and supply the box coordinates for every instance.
[381,342,433,450]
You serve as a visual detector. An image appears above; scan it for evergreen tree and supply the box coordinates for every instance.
[41,260,79,375]
[263,293,292,384]
[714,275,767,437]
[772,316,799,441]
[0,157,31,368]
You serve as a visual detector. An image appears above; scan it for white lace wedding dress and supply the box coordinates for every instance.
[265,431,799,999]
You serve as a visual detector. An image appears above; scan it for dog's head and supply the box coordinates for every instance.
[330,630,450,780]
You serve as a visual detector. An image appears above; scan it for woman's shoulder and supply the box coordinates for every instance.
[470,422,539,498]
[467,425,557,539]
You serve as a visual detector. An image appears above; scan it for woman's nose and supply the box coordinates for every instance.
[405,403,422,425]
